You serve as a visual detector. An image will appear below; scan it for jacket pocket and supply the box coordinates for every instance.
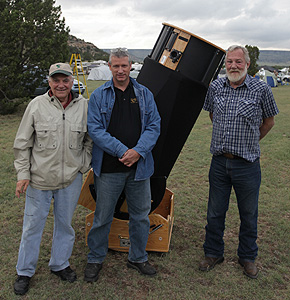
[69,124,87,150]
[35,123,57,149]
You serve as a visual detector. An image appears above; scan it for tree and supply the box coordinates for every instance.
[245,45,260,76]
[0,0,70,113]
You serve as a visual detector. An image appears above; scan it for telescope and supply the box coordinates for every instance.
[78,23,226,252]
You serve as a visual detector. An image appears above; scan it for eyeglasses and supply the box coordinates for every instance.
[110,47,128,53]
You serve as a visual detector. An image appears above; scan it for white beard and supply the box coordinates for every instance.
[226,66,248,83]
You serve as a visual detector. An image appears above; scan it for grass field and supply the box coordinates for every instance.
[0,83,289,299]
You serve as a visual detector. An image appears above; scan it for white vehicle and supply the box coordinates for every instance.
[281,74,290,82]
[72,79,85,94]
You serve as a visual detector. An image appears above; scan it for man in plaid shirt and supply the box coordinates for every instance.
[199,45,279,279]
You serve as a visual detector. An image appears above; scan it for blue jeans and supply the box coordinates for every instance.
[16,173,82,277]
[87,170,151,263]
[203,155,261,262]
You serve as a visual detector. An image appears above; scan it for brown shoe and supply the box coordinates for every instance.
[238,259,258,279]
[199,256,224,271]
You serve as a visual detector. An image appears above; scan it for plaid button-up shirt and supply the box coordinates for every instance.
[203,74,279,162]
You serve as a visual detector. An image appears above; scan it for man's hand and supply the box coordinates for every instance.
[15,180,30,198]
[119,149,140,167]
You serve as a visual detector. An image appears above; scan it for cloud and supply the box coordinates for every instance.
[55,0,290,50]
[135,0,241,21]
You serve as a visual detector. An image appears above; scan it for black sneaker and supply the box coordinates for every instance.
[84,263,103,282]
[51,266,77,283]
[127,260,157,276]
[14,275,31,295]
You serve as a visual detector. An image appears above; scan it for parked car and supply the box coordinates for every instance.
[72,79,85,95]
[282,74,290,82]
[33,78,85,97]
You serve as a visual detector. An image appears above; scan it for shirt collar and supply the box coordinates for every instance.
[113,79,133,92]
[224,74,251,89]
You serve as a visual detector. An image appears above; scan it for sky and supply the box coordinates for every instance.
[55,0,290,51]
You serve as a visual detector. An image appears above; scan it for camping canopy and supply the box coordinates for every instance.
[131,63,143,71]
[255,69,278,87]
[88,65,112,80]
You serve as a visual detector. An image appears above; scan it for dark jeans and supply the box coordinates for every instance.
[203,155,261,262]
[87,170,151,264]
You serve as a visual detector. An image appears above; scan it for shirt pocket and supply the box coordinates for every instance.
[35,123,57,149]
[69,123,87,150]
[237,98,258,120]
[100,106,109,125]
[213,96,225,121]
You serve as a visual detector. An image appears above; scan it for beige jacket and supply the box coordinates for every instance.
[14,92,92,190]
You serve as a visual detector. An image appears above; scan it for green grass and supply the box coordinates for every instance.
[0,85,289,299]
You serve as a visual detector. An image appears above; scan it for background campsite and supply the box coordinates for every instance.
[1,78,289,299]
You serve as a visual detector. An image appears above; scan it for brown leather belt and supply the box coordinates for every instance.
[223,153,241,159]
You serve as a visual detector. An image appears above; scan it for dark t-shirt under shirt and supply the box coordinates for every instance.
[101,81,141,173]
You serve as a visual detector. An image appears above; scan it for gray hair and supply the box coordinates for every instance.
[226,45,250,63]
[109,47,131,64]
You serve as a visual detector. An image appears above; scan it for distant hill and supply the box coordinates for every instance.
[68,36,290,67]
[68,35,109,61]
[103,49,150,63]
[128,49,152,62]
[258,50,290,67]
[104,49,290,67]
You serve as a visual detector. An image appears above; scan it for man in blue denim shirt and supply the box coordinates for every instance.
[199,45,279,279]
[84,48,161,282]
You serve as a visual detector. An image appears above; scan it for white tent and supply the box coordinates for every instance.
[94,60,107,65]
[131,63,143,71]
[130,63,142,78]
[130,70,140,79]
[88,65,112,80]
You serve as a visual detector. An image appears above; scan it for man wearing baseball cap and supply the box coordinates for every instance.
[13,62,92,295]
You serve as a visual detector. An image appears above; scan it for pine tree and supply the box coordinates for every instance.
[0,0,70,112]
[245,45,260,76]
